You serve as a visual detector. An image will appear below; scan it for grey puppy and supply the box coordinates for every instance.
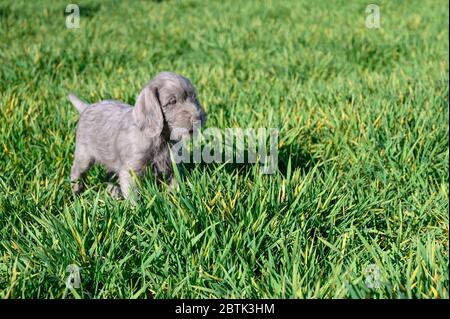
[68,71,206,201]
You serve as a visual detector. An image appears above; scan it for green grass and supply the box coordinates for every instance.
[0,0,448,298]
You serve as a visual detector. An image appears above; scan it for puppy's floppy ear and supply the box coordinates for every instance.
[134,84,164,137]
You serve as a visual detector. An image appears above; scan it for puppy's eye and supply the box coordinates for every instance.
[168,98,176,105]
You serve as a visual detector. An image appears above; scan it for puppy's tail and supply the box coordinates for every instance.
[68,93,88,113]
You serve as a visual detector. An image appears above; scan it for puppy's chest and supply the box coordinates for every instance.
[123,142,165,170]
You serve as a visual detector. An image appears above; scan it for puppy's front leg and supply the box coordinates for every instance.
[118,169,139,204]
[168,173,180,192]
[70,153,93,194]
[153,147,174,184]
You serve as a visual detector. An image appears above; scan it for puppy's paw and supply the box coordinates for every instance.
[72,183,84,195]
[168,178,180,193]
[107,184,123,199]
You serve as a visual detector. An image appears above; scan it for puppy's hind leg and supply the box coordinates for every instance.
[70,151,93,195]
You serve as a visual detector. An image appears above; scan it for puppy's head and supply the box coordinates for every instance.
[134,72,206,140]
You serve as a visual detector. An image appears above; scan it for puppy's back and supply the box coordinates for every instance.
[75,101,134,171]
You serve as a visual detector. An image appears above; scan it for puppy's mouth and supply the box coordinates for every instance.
[170,127,195,141]
[169,115,205,141]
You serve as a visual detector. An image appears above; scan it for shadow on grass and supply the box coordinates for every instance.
[178,142,317,179]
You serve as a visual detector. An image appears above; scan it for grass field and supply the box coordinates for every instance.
[0,0,448,298]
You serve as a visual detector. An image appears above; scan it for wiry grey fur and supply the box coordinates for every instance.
[69,71,206,202]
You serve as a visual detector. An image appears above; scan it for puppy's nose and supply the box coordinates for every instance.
[193,102,206,122]
[191,113,204,127]
[200,111,207,126]
[193,111,206,126]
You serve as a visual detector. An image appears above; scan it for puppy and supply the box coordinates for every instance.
[69,71,206,201]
